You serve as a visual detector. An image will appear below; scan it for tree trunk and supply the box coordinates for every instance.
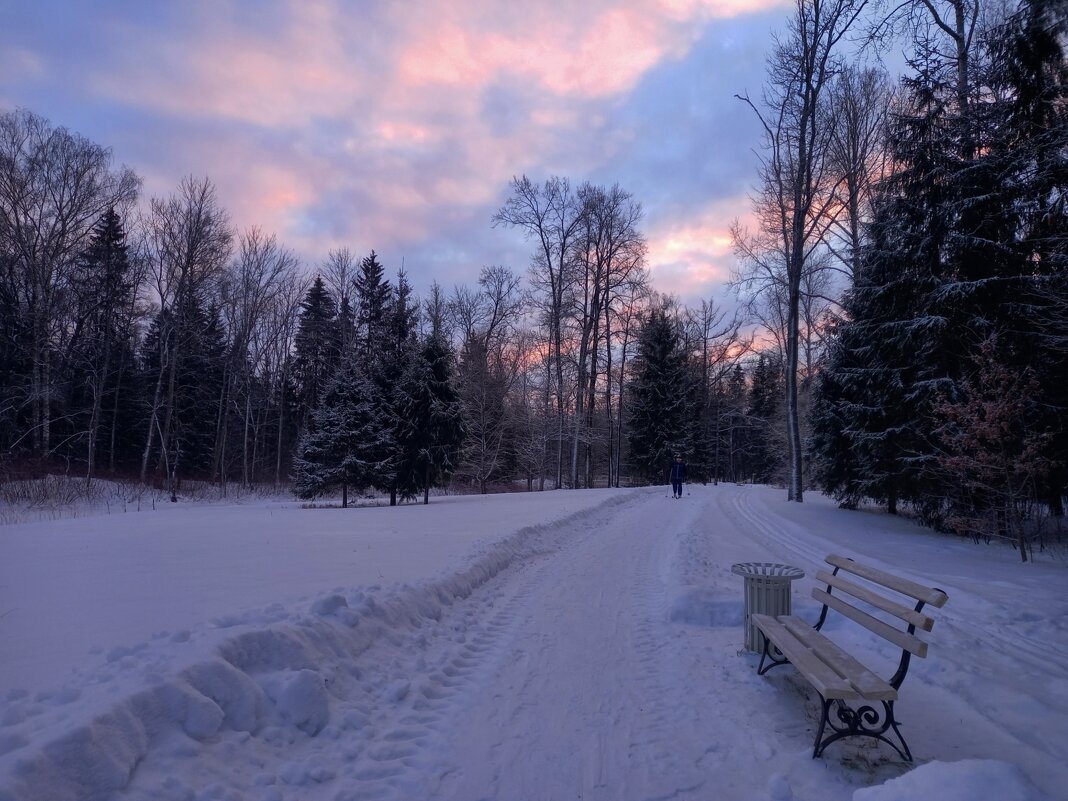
[85,347,112,488]
[342,482,348,509]
[242,391,252,488]
[108,354,127,472]
[541,355,551,491]
[158,332,180,480]
[140,353,167,482]
[785,283,803,502]
[275,374,286,489]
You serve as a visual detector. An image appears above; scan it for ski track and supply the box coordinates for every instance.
[3,485,1066,801]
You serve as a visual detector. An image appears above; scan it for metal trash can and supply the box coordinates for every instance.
[730,562,805,652]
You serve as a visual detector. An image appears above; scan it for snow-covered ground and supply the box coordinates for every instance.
[0,485,1065,800]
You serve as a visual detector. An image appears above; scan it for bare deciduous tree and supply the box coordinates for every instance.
[734,0,869,502]
[141,176,233,495]
[826,65,892,283]
[494,176,585,488]
[0,109,140,458]
[216,227,299,489]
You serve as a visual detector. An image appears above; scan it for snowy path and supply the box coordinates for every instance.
[2,485,1066,801]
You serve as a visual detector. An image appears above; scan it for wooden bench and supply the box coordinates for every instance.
[751,554,948,761]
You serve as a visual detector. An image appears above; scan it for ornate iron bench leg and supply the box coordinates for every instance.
[813,696,833,759]
[812,699,914,761]
[756,633,789,676]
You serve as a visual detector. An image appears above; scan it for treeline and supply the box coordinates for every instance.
[0,114,783,498]
[735,0,1067,558]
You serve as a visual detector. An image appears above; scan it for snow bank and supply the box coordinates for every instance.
[0,492,630,801]
[854,759,1048,801]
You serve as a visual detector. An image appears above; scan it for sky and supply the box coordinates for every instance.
[0,0,793,308]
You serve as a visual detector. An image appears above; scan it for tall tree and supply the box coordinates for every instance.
[354,250,391,367]
[395,336,465,504]
[0,109,140,458]
[456,333,512,494]
[627,303,694,483]
[379,268,419,505]
[736,0,869,501]
[748,352,783,484]
[215,228,299,489]
[292,275,339,432]
[494,176,585,488]
[141,176,233,492]
[826,66,892,283]
[69,208,139,483]
[986,0,1068,513]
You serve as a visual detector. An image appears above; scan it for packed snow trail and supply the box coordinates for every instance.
[433,486,712,800]
[2,485,1064,800]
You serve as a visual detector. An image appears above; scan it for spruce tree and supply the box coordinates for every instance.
[354,250,391,366]
[627,306,692,483]
[395,335,465,504]
[293,275,340,430]
[293,359,395,507]
[986,0,1068,514]
[747,353,781,484]
[378,268,419,505]
[809,62,958,516]
[69,208,138,478]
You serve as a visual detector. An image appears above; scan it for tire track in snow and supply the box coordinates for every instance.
[326,492,654,801]
[432,488,716,801]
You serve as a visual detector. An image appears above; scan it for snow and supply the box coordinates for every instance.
[852,759,1046,801]
[1,484,1066,801]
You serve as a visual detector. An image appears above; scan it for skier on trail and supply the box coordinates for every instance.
[670,454,686,499]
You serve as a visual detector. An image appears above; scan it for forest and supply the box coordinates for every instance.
[0,0,1064,559]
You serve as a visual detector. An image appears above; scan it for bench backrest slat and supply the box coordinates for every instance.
[826,555,948,608]
[815,570,935,632]
[812,588,929,658]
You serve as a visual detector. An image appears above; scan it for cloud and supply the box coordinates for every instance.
[645,194,757,301]
[1,0,789,304]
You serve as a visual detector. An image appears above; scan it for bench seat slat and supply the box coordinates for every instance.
[779,616,897,701]
[813,589,929,658]
[751,613,859,700]
[826,555,948,608]
[816,570,935,632]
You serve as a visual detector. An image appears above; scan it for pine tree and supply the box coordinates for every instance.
[69,208,138,479]
[395,335,465,504]
[354,250,391,367]
[747,353,781,484]
[377,268,419,505]
[809,62,958,516]
[293,359,395,507]
[627,306,693,483]
[293,275,340,431]
[985,0,1068,514]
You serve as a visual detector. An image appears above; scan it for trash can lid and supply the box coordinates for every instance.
[730,562,805,579]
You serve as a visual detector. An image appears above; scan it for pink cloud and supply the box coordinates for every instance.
[67,0,781,290]
[396,6,697,99]
[645,196,755,298]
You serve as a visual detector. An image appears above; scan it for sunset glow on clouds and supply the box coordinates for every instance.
[2,0,789,303]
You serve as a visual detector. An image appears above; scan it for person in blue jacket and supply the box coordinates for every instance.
[670,453,687,498]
